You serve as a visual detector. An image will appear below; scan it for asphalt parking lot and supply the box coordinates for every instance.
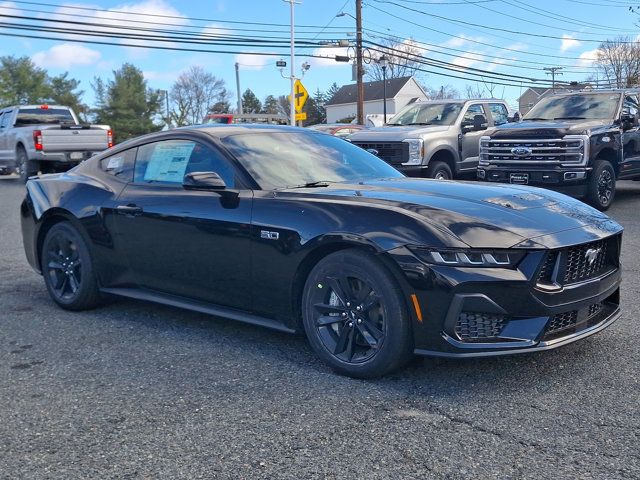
[1,174,639,480]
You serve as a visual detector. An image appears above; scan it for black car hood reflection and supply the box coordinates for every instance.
[281,178,621,249]
[489,119,609,137]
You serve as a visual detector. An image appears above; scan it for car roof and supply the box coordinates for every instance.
[175,123,310,138]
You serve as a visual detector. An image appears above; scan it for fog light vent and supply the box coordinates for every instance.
[455,312,506,341]
[546,310,578,334]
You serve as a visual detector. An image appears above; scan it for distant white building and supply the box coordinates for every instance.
[325,76,428,123]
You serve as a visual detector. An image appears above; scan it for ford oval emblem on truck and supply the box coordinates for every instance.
[511,146,532,156]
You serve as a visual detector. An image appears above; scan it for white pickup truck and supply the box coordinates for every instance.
[0,105,112,181]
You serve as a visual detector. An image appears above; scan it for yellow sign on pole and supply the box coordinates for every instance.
[295,112,307,121]
[293,79,309,113]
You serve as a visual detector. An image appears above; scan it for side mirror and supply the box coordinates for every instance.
[508,112,521,123]
[473,114,487,131]
[183,171,226,190]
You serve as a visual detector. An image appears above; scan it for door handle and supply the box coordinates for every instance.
[116,204,143,216]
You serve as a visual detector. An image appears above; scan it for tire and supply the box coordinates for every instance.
[426,160,452,180]
[301,249,414,378]
[586,159,616,211]
[41,222,101,311]
[16,147,37,183]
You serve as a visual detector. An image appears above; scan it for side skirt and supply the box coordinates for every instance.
[100,287,297,334]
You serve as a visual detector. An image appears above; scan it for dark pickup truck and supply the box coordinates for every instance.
[478,90,640,210]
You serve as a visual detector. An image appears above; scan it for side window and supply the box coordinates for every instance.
[462,104,486,124]
[134,139,236,188]
[100,147,136,181]
[623,95,638,116]
[0,110,11,129]
[489,103,509,126]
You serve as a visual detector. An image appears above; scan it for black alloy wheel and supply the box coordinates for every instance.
[302,249,413,378]
[587,160,616,211]
[41,222,101,310]
[427,160,452,180]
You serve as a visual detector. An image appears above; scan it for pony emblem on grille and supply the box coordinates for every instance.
[585,247,601,266]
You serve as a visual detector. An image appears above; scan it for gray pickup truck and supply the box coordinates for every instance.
[0,105,112,181]
[349,99,512,179]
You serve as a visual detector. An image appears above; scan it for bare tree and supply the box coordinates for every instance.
[170,66,230,126]
[424,84,460,100]
[465,83,487,99]
[366,37,423,81]
[594,36,640,88]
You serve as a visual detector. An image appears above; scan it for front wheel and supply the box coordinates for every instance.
[41,222,101,310]
[301,249,414,378]
[586,160,616,211]
[426,160,452,180]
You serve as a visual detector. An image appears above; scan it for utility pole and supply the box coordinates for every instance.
[235,62,243,114]
[543,67,563,92]
[355,0,364,125]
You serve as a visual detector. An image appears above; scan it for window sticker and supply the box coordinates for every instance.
[106,156,123,171]
[143,142,195,183]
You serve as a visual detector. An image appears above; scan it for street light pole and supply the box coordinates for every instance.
[286,0,297,126]
[235,62,243,114]
[380,56,388,122]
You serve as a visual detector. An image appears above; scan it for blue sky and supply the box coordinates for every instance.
[0,0,638,112]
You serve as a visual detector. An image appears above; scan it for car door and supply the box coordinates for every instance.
[459,103,488,171]
[112,137,253,309]
[0,110,10,161]
[620,94,640,178]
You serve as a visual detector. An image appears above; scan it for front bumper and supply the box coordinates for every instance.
[478,165,591,197]
[388,240,622,358]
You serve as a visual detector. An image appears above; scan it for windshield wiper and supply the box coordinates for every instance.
[284,180,333,190]
[405,122,433,126]
[553,116,587,120]
[524,117,549,121]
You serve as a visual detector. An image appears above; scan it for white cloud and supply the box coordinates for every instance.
[234,52,273,70]
[577,48,599,67]
[561,34,581,52]
[0,1,20,15]
[452,51,485,69]
[32,43,101,69]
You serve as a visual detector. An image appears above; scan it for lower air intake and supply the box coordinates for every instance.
[455,312,506,341]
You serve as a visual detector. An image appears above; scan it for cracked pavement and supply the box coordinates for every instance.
[1,175,639,479]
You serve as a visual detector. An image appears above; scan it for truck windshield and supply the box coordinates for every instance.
[524,93,621,121]
[14,108,76,127]
[388,103,463,126]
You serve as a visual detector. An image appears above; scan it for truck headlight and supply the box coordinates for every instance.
[409,247,525,268]
[402,139,424,165]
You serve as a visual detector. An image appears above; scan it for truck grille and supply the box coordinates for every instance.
[480,137,586,166]
[352,141,408,165]
[536,236,619,287]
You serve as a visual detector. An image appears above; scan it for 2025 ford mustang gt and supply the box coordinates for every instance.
[21,125,623,378]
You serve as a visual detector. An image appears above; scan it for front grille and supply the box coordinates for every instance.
[352,141,408,165]
[564,240,608,284]
[455,312,506,342]
[480,137,585,166]
[536,236,618,287]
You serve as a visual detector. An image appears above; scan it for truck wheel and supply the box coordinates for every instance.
[16,147,37,183]
[586,160,616,211]
[426,161,452,180]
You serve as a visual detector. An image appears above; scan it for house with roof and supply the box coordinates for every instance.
[325,76,428,124]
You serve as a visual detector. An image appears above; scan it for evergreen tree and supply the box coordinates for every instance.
[262,95,279,114]
[241,89,262,113]
[0,56,51,106]
[93,63,162,142]
[325,82,341,104]
[49,73,87,121]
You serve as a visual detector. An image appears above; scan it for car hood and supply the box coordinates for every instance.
[488,119,611,138]
[283,178,622,249]
[349,125,451,141]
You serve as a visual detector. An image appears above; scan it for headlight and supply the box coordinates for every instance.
[409,247,525,267]
[402,139,424,165]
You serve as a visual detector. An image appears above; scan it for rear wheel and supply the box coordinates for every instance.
[301,249,414,378]
[586,159,616,211]
[16,147,37,183]
[41,222,101,310]
[426,160,452,180]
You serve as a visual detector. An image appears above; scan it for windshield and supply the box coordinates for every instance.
[388,103,463,126]
[524,93,621,121]
[222,131,404,190]
[15,108,75,126]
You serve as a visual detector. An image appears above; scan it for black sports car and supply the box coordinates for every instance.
[21,125,623,378]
